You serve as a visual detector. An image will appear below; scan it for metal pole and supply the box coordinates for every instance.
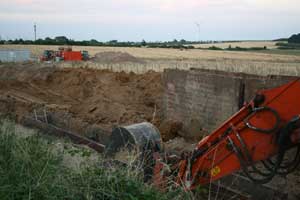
[34,23,37,41]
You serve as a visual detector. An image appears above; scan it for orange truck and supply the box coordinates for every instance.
[61,51,82,61]
[40,47,88,61]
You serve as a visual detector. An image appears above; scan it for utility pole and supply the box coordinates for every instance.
[34,23,37,41]
[195,22,201,42]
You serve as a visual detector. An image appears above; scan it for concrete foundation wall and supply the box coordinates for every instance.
[0,49,31,62]
[163,68,296,139]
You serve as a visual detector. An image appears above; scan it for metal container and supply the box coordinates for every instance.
[106,122,162,154]
[0,49,31,62]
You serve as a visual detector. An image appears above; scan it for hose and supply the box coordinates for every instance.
[231,115,300,184]
[244,106,281,134]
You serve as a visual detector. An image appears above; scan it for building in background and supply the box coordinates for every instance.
[0,49,31,62]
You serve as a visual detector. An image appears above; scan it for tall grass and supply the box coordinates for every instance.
[0,120,190,200]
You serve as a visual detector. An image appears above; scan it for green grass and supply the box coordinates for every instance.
[254,49,300,56]
[0,120,191,200]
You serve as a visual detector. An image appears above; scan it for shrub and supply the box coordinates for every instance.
[208,46,223,50]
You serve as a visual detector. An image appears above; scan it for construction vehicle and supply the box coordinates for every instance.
[148,79,300,190]
[40,50,56,61]
[108,79,300,192]
[40,47,89,61]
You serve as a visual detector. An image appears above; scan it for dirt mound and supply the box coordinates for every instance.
[164,137,196,153]
[0,64,162,141]
[92,51,144,63]
[158,120,183,141]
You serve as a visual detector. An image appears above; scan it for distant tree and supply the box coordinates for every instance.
[288,33,300,43]
[180,39,186,44]
[141,39,147,46]
[90,39,98,44]
[55,36,69,44]
[43,37,55,45]
[108,40,118,44]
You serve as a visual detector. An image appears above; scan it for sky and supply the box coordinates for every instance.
[0,0,299,41]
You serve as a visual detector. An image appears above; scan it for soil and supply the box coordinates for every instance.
[91,51,144,63]
[158,120,183,141]
[0,63,163,141]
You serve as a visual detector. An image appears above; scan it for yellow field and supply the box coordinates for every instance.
[1,44,299,62]
[192,41,278,49]
[1,44,300,76]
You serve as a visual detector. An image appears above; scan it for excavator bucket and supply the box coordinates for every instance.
[106,122,162,155]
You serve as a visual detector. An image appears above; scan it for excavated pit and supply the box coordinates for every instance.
[0,63,183,144]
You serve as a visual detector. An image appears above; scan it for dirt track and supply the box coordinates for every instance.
[0,63,163,141]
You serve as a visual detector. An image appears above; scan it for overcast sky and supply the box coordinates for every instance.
[0,0,299,41]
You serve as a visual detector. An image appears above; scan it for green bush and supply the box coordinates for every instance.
[288,33,300,44]
[277,46,296,50]
[276,42,300,49]
[208,46,223,50]
[225,46,267,51]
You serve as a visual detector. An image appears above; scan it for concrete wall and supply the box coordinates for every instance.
[163,68,296,140]
[0,49,31,62]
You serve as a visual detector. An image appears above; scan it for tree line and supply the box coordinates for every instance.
[275,33,300,49]
[0,36,240,49]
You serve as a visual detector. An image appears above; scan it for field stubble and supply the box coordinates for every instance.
[1,44,300,76]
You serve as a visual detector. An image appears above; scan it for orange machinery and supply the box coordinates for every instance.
[152,79,300,189]
[40,47,88,61]
[61,51,82,61]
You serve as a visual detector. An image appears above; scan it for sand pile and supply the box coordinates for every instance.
[92,51,144,63]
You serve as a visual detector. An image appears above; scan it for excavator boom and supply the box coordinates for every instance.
[153,79,300,189]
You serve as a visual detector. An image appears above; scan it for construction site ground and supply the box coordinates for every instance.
[0,59,300,200]
[0,62,175,141]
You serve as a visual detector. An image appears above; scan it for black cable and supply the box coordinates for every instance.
[244,106,281,134]
[261,145,300,176]
[234,115,300,184]
[227,137,276,184]
[235,131,276,177]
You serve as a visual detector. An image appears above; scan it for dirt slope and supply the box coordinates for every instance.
[0,64,163,138]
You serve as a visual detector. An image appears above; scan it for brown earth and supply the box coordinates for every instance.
[91,51,145,63]
[0,63,163,141]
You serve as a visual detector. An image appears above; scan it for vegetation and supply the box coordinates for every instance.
[225,46,267,51]
[196,45,267,51]
[0,36,240,50]
[288,33,300,44]
[273,38,288,42]
[275,33,300,49]
[276,42,300,49]
[0,120,190,200]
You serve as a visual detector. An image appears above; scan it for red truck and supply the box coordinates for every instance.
[61,51,82,61]
[40,47,88,61]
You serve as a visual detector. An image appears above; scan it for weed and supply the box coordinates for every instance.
[0,120,191,200]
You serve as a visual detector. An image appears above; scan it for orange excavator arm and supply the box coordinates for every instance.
[153,79,300,189]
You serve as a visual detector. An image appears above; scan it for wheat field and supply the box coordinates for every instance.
[1,44,300,62]
[192,41,278,49]
[1,44,300,76]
